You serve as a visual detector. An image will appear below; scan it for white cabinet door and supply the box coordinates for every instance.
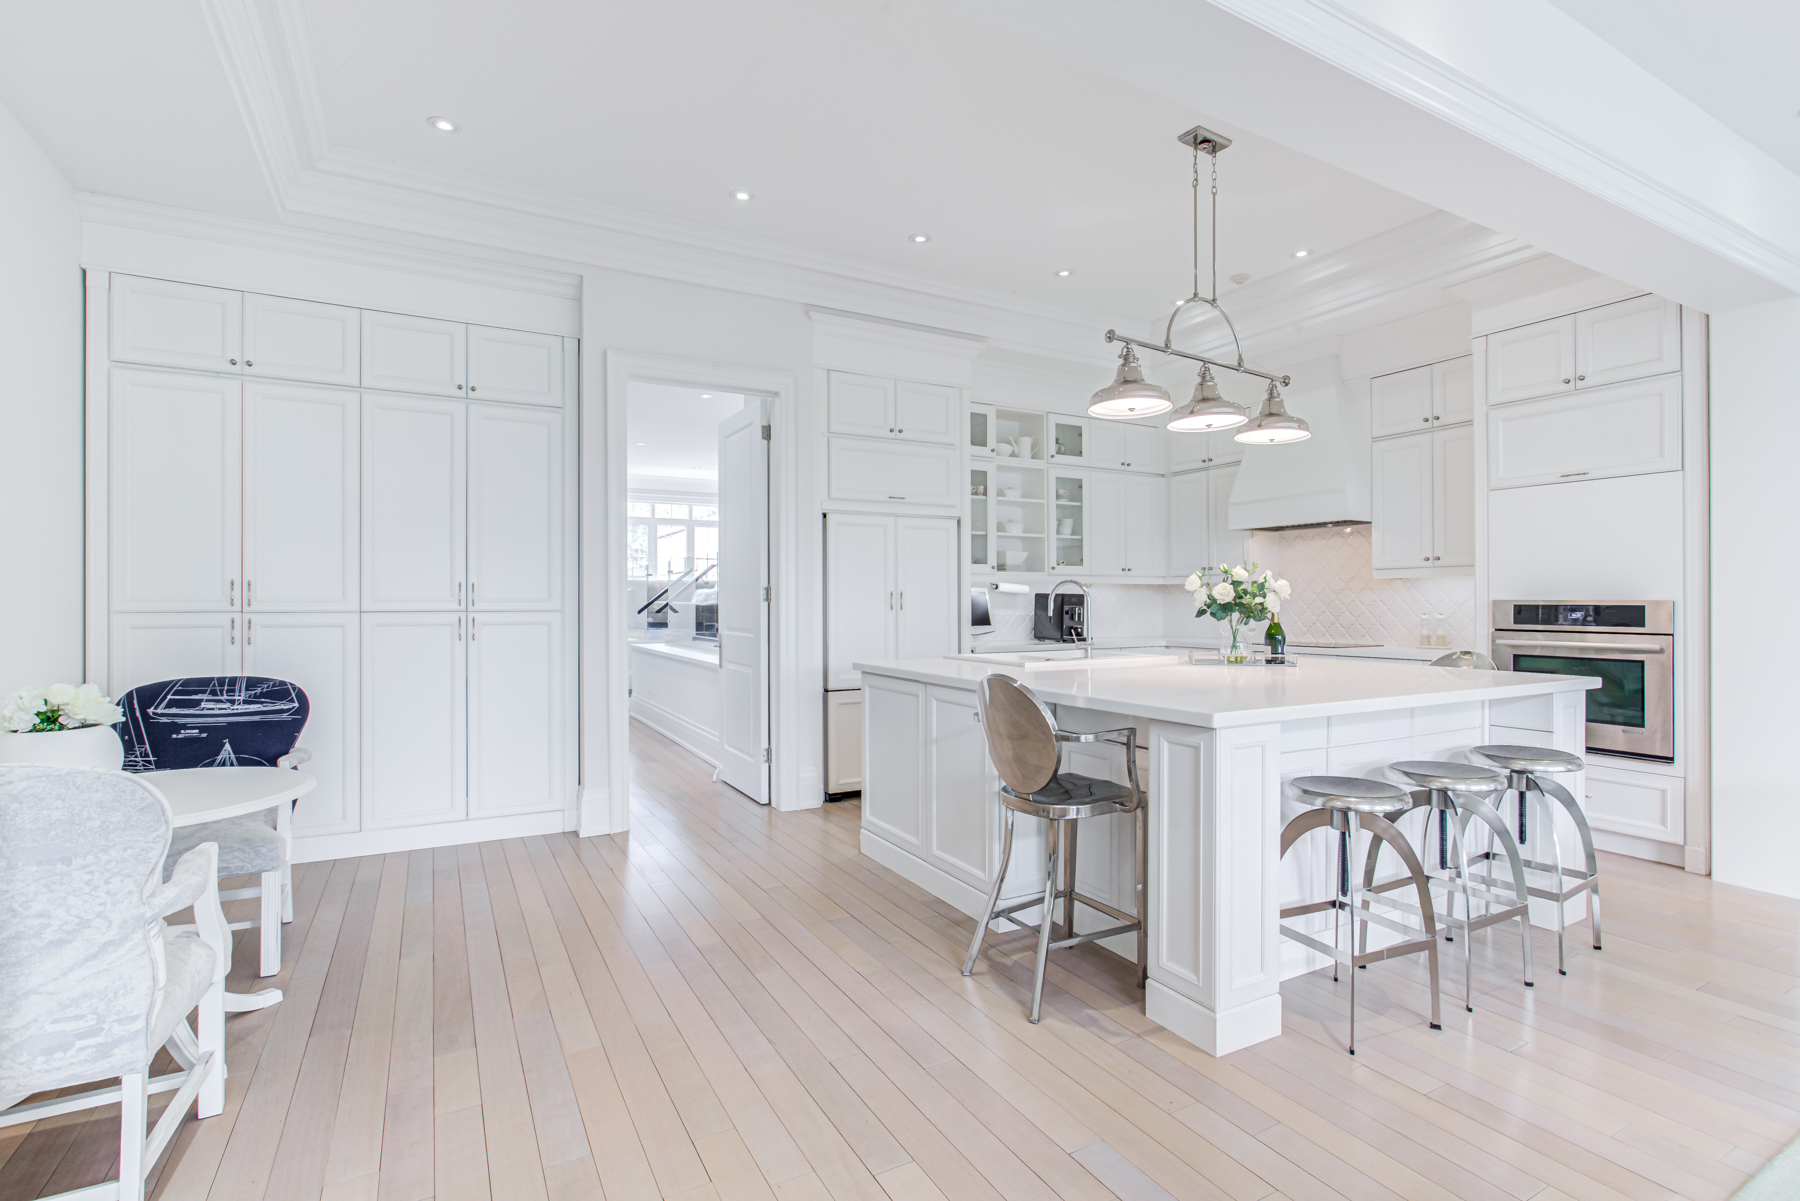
[243,382,358,611]
[1433,425,1475,568]
[109,369,242,611]
[1084,472,1125,575]
[1167,431,1211,472]
[1583,761,1683,844]
[1487,375,1681,489]
[1371,433,1434,570]
[1433,356,1474,425]
[1576,295,1680,388]
[1487,316,1576,404]
[894,381,958,445]
[894,517,960,660]
[826,437,958,507]
[1047,416,1088,464]
[363,395,467,610]
[244,611,359,836]
[1167,470,1210,577]
[1370,364,1432,438]
[862,673,924,853]
[110,276,242,374]
[1206,430,1245,466]
[824,513,894,690]
[968,403,996,457]
[826,371,894,438]
[925,685,993,890]
[1207,463,1249,572]
[1123,475,1166,575]
[1086,421,1125,468]
[825,690,863,793]
[468,611,563,817]
[468,404,561,610]
[361,312,467,397]
[467,325,565,406]
[1124,423,1161,472]
[242,293,360,385]
[361,612,467,829]
[107,613,240,696]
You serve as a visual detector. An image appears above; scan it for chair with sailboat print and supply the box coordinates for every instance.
[112,677,311,978]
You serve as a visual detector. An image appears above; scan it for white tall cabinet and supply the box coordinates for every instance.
[1368,355,1475,578]
[94,272,577,854]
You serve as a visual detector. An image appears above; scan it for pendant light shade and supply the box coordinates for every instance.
[1166,364,1247,432]
[1088,345,1173,418]
[1234,381,1311,444]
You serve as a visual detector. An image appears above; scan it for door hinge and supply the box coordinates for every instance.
[763,585,769,602]
[761,424,772,441]
[762,748,771,764]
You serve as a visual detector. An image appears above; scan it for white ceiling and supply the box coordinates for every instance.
[1547,0,1800,175]
[627,384,749,485]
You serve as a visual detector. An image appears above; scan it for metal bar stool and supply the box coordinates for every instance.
[1473,745,1602,975]
[961,674,1146,1024]
[1280,776,1441,1054]
[1357,761,1536,1014]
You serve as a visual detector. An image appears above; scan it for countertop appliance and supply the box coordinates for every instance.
[1032,591,1087,643]
[1491,600,1674,762]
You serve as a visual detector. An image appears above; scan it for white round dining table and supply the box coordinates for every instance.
[139,766,316,1014]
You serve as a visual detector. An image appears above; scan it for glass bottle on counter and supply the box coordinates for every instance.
[1436,612,1449,648]
[1265,612,1286,663]
[1419,613,1432,648]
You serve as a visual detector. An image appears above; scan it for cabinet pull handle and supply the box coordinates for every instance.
[246,617,252,645]
[889,591,894,610]
[458,581,463,604]
[471,616,476,641]
[230,579,236,604]
[230,616,236,645]
[471,580,476,604]
[458,616,463,641]
[1560,471,1589,478]
[245,579,252,608]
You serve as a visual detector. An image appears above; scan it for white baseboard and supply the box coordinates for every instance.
[292,810,574,863]
[630,700,721,766]
[1591,827,1685,867]
[1145,979,1282,1058]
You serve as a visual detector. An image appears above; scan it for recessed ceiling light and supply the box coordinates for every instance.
[910,234,930,243]
[427,116,457,133]
[1230,273,1251,285]
[634,442,646,447]
[700,393,713,399]
[1056,269,1071,277]
[732,191,752,201]
[1293,249,1310,258]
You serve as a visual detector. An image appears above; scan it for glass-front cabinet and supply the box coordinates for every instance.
[992,460,1045,573]
[1051,473,1085,569]
[969,466,990,570]
[1048,416,1087,464]
[969,403,995,457]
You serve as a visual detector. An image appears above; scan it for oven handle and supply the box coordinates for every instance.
[1494,639,1667,654]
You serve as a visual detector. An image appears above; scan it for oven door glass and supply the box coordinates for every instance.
[1513,654,1646,728]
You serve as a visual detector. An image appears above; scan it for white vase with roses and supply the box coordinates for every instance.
[1183,562,1292,664]
[0,683,127,770]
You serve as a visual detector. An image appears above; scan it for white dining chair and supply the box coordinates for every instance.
[0,765,231,1200]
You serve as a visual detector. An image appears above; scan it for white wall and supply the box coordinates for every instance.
[1711,296,1800,898]
[0,102,82,692]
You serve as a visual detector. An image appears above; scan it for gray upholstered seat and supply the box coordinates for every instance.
[1387,760,1507,793]
[1473,744,1583,774]
[165,814,281,880]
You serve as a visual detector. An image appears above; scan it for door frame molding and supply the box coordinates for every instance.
[586,350,803,835]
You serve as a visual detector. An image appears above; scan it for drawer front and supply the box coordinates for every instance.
[1488,375,1681,489]
[1582,765,1683,844]
[827,436,958,507]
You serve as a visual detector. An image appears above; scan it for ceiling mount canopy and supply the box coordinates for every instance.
[1089,124,1308,445]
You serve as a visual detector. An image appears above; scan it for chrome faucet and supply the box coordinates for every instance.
[1049,579,1094,658]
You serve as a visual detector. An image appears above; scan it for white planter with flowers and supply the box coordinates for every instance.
[0,684,127,770]
[1183,562,1292,664]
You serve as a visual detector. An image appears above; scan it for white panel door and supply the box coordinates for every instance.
[1207,463,1249,572]
[243,382,358,611]
[110,276,242,374]
[1167,471,1210,578]
[362,395,466,610]
[893,381,958,445]
[1124,424,1161,472]
[361,612,466,829]
[1433,356,1474,425]
[1371,432,1434,570]
[1047,416,1088,464]
[244,611,359,836]
[242,293,361,385]
[109,369,241,611]
[1087,422,1126,468]
[1123,475,1167,575]
[1487,375,1682,489]
[894,517,960,660]
[468,404,561,609]
[826,371,894,438]
[1487,316,1576,404]
[925,684,992,889]
[862,674,924,853]
[468,611,562,817]
[825,513,894,691]
[1433,425,1476,568]
[1168,432,1211,473]
[825,690,863,793]
[361,312,467,397]
[107,613,240,697]
[826,438,959,507]
[1205,431,1245,467]
[467,325,565,406]
[717,403,770,803]
[1084,472,1125,575]
[1576,295,1680,388]
[1370,364,1433,438]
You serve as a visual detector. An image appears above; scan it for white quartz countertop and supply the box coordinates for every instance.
[853,655,1598,728]
[966,637,1442,663]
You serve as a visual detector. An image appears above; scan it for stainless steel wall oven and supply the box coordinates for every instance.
[1491,601,1674,762]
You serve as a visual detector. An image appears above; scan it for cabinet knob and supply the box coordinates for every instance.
[1577,375,1586,381]
[229,359,238,366]
[1432,415,1440,421]
[898,428,904,433]
[1422,417,1429,423]
[245,360,253,367]
[1423,557,1429,562]
[469,385,477,392]
[1562,378,1571,384]
[457,384,464,390]
[1432,556,1440,560]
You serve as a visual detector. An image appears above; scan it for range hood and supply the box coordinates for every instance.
[1227,355,1370,532]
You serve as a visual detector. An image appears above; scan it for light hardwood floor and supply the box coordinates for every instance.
[4,722,1796,1201]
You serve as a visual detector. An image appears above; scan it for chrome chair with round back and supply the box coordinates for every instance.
[961,674,1145,1024]
[1473,745,1601,975]
[1280,775,1441,1054]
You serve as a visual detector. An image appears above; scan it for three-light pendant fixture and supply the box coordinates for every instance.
[1087,126,1310,445]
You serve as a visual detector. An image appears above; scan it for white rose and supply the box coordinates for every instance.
[1183,572,1204,593]
[1210,582,1235,603]
[2,688,48,733]
[63,684,123,728]
[1258,568,1274,582]
[1273,578,1292,599]
[45,683,76,707]
[1230,566,1248,581]
[1265,594,1281,613]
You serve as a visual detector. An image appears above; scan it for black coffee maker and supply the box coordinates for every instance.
[1033,592,1086,643]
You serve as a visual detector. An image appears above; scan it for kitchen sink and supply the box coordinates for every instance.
[946,648,1181,670]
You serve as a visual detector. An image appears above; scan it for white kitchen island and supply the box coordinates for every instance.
[855,654,1599,1056]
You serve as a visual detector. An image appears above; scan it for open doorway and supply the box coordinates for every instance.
[624,381,770,804]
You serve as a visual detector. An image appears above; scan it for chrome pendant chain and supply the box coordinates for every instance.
[1189,139,1220,304]
[1210,146,1219,304]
